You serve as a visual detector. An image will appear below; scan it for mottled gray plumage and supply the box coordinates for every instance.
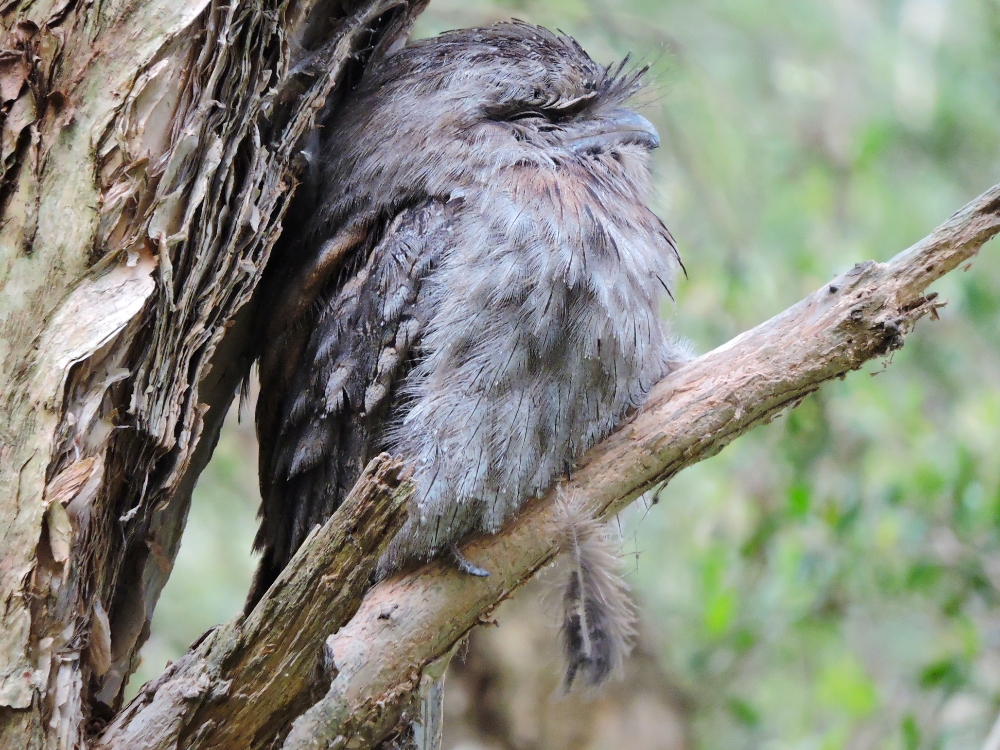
[252,23,685,629]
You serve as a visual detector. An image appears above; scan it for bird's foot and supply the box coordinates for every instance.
[448,544,489,577]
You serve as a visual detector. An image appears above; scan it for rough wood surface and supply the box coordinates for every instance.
[305,184,1000,748]
[96,454,410,750]
[96,186,1000,748]
[0,1,428,747]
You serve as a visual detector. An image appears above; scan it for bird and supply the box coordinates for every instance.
[249,20,687,690]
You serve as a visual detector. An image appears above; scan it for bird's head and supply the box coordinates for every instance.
[317,21,662,228]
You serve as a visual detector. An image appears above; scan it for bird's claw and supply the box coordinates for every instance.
[449,544,490,577]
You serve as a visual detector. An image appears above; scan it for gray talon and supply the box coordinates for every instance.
[449,544,490,577]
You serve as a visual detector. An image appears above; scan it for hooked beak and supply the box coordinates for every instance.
[567,108,660,154]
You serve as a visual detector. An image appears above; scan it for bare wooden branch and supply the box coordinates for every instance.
[97,185,1000,749]
[96,454,410,750]
[300,185,1000,747]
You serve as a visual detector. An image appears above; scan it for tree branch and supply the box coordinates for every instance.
[292,184,1000,746]
[99,185,1000,748]
[97,455,411,749]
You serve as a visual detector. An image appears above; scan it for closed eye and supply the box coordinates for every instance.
[508,110,548,122]
[496,91,598,125]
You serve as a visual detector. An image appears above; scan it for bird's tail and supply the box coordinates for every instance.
[555,492,637,694]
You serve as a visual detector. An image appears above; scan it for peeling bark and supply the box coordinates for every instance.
[0,1,427,747]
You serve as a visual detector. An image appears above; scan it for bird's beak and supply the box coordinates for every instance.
[567,109,660,154]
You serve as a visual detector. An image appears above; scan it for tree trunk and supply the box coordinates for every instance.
[0,1,426,747]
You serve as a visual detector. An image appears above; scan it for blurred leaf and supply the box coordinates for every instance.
[918,659,967,694]
[726,696,760,727]
[901,714,921,750]
[787,483,810,520]
[703,588,737,639]
[816,654,877,718]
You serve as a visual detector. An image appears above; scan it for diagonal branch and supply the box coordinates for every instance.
[305,183,1000,747]
[98,184,1000,749]
[97,455,412,749]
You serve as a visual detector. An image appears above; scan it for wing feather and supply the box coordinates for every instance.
[248,198,455,607]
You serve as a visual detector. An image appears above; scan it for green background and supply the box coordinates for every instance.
[135,1,1000,748]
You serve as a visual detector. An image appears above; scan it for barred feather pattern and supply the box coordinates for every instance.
[556,494,637,692]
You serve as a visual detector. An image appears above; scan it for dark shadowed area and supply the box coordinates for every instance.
[133,1,1000,748]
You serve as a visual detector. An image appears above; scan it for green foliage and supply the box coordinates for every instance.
[129,408,258,696]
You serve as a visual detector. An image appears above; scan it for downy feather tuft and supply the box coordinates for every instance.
[556,492,637,693]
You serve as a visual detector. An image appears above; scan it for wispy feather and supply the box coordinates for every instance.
[556,492,637,694]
